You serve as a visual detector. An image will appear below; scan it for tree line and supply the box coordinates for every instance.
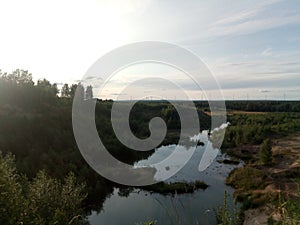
[195,100,300,112]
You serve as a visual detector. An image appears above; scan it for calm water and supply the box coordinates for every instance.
[88,130,241,225]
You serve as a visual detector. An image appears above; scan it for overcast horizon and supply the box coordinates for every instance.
[1,0,300,100]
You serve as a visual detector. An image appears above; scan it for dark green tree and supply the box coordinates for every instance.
[61,84,70,97]
[259,138,272,165]
[85,85,93,100]
[75,83,85,101]
[70,84,77,98]
[37,79,59,96]
[70,83,84,101]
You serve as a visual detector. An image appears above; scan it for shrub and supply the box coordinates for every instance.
[259,139,272,165]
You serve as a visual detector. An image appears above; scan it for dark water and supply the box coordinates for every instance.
[88,130,241,225]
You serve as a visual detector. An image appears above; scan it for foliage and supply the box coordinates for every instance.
[226,167,268,191]
[268,189,300,225]
[195,100,300,113]
[222,112,300,149]
[0,153,24,225]
[85,85,93,100]
[61,83,71,97]
[2,69,34,85]
[0,70,115,208]
[214,191,240,225]
[259,139,272,165]
[0,152,87,225]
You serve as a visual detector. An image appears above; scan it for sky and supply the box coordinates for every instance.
[0,0,300,100]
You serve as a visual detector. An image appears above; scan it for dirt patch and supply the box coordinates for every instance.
[227,111,267,115]
[243,205,273,225]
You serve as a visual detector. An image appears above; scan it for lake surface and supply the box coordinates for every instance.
[88,130,241,225]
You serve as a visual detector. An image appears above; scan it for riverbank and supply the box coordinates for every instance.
[225,133,300,224]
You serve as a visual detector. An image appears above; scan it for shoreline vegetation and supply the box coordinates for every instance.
[143,180,209,195]
[217,159,240,165]
[1,69,300,224]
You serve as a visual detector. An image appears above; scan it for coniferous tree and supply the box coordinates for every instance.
[259,138,272,165]
[85,85,93,100]
[76,83,85,101]
[61,84,70,97]
[69,84,77,99]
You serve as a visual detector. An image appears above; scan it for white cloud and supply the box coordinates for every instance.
[213,0,282,26]
[207,0,300,37]
[208,50,300,90]
[209,14,300,37]
[261,47,273,57]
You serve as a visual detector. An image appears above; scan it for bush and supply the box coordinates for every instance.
[226,167,267,191]
[0,152,87,225]
[0,153,24,225]
[259,139,272,165]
